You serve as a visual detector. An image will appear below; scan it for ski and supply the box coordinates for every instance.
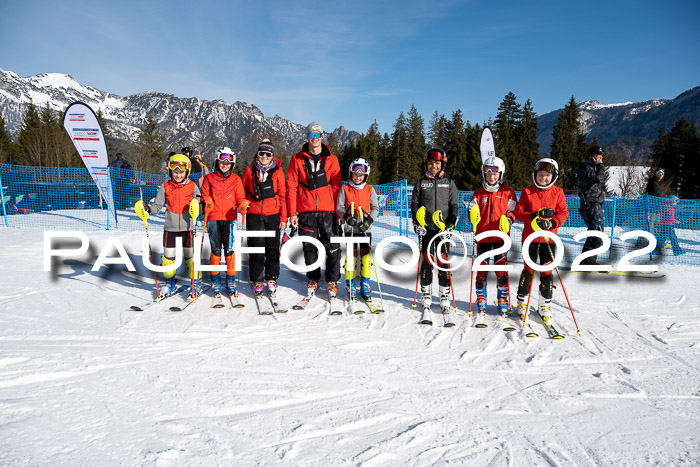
[268,290,287,313]
[348,299,366,315]
[254,293,274,315]
[226,291,245,309]
[129,284,188,311]
[474,310,488,328]
[498,313,517,332]
[441,306,455,328]
[293,295,314,310]
[569,269,665,279]
[169,285,210,312]
[420,304,433,325]
[358,294,384,314]
[518,312,539,338]
[211,291,225,309]
[328,295,344,316]
[535,310,565,340]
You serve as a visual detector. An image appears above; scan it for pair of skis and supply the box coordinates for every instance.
[419,303,455,327]
[254,290,288,315]
[210,290,245,310]
[130,283,209,312]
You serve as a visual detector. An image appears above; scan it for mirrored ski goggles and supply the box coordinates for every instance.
[168,160,189,171]
[483,165,500,174]
[217,153,234,162]
[307,132,322,139]
[656,169,665,176]
[535,162,556,173]
[426,149,446,161]
[257,151,273,158]
[350,163,369,174]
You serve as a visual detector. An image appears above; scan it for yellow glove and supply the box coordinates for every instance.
[432,210,446,231]
[415,206,427,228]
[469,204,481,232]
[499,214,512,233]
[189,198,200,220]
[134,200,149,221]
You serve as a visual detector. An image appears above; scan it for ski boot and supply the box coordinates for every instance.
[210,273,222,294]
[360,277,372,301]
[497,284,510,317]
[159,276,177,300]
[516,295,528,322]
[475,282,487,317]
[267,280,278,300]
[421,284,432,310]
[327,281,338,300]
[538,293,553,324]
[253,281,264,298]
[346,278,356,300]
[226,274,237,296]
[307,279,318,297]
[439,285,451,314]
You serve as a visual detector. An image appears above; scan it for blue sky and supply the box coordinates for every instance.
[1,0,698,135]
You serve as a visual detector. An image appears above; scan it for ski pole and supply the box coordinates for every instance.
[468,204,481,317]
[349,202,355,304]
[541,237,582,336]
[412,206,426,309]
[135,200,160,298]
[188,199,200,295]
[433,210,457,313]
[359,207,386,310]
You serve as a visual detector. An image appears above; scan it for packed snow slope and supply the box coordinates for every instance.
[0,228,698,465]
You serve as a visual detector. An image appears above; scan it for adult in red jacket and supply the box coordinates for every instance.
[513,158,569,323]
[287,121,342,298]
[242,139,288,297]
[467,156,518,315]
[201,146,249,296]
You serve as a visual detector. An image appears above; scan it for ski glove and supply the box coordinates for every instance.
[532,216,557,231]
[238,199,250,213]
[343,211,359,227]
[202,196,214,215]
[538,208,555,219]
[358,215,373,233]
[499,214,513,233]
[414,223,427,236]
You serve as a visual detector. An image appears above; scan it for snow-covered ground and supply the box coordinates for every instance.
[1,227,699,465]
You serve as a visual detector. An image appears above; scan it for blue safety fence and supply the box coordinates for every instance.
[1,163,699,266]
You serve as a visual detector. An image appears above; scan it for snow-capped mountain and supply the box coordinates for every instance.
[0,67,359,159]
[536,87,700,163]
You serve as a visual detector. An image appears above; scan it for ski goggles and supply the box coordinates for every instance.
[307,132,322,139]
[168,160,189,171]
[350,163,369,174]
[257,151,273,158]
[656,169,665,176]
[217,153,234,162]
[426,149,446,161]
[483,165,500,174]
[535,161,556,173]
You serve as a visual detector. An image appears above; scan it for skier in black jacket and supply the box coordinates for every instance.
[411,148,459,314]
[574,145,606,266]
[646,168,664,197]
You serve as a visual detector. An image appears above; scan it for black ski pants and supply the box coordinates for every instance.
[299,211,341,283]
[246,213,281,283]
[580,202,605,263]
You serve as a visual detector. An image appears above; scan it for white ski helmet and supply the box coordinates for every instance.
[215,146,236,170]
[349,157,370,183]
[482,156,506,192]
[533,157,559,189]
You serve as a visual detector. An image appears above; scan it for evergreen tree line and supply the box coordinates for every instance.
[1,96,698,197]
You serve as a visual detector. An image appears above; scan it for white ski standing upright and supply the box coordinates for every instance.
[480,127,496,164]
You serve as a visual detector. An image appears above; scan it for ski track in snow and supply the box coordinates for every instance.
[0,229,699,465]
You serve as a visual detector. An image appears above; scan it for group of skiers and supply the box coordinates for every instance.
[133,121,629,325]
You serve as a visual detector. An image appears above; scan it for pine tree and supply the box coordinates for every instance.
[427,110,447,148]
[360,120,382,184]
[651,118,700,198]
[513,99,540,190]
[16,103,42,165]
[405,105,427,184]
[134,114,166,173]
[389,112,410,184]
[0,114,15,164]
[494,92,522,163]
[444,110,472,190]
[550,96,586,190]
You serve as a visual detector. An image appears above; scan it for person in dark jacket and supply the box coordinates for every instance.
[574,145,606,266]
[646,168,664,197]
[411,148,459,313]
